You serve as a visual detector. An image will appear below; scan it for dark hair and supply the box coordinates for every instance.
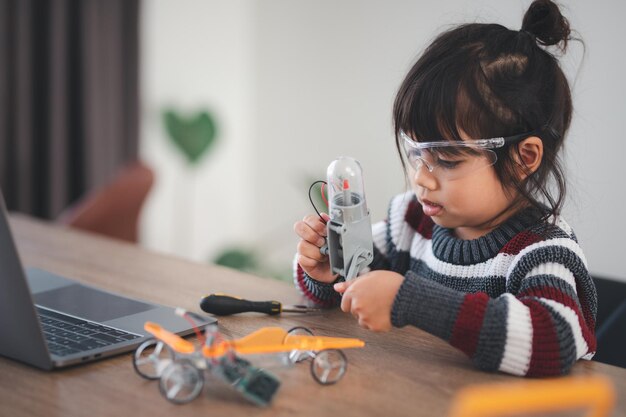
[393,0,575,220]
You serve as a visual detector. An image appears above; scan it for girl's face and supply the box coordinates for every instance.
[411,131,517,240]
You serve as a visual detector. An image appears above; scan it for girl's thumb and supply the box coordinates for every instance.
[334,280,351,293]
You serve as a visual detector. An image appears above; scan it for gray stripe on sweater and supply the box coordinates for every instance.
[391,272,464,341]
[519,274,583,313]
[508,246,589,293]
[428,208,543,265]
[528,222,573,240]
[410,259,507,297]
[369,245,391,271]
[302,273,342,306]
[473,297,509,372]
[386,246,411,274]
[383,247,509,298]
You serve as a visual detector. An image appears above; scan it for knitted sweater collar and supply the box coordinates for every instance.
[431,207,544,265]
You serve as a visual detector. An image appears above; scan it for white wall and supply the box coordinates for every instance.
[560,0,626,280]
[140,0,255,261]
[140,0,626,281]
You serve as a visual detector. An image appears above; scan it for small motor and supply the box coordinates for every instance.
[321,157,373,280]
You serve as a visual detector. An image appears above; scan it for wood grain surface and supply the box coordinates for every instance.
[2,214,624,417]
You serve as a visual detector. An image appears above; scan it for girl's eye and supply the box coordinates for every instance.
[437,159,461,169]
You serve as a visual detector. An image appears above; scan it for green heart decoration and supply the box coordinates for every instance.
[213,247,259,272]
[163,110,217,164]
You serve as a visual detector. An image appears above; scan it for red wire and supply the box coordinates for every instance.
[183,313,205,345]
[321,183,328,208]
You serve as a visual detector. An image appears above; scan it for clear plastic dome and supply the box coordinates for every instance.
[326,157,367,212]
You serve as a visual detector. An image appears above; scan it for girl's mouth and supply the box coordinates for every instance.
[421,199,443,216]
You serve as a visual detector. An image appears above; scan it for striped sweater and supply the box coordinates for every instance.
[294,192,597,377]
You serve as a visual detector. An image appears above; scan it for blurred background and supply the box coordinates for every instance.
[2,0,625,286]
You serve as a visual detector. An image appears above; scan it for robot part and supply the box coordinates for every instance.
[133,322,365,405]
[322,157,374,280]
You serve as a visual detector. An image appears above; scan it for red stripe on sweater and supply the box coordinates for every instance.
[520,285,596,353]
[450,292,490,356]
[499,230,543,256]
[405,198,433,239]
[522,298,562,377]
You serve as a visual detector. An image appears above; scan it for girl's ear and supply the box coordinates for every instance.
[514,136,543,179]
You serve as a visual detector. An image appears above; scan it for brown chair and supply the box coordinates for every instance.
[58,161,155,243]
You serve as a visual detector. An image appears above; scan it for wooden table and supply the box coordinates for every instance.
[2,215,625,417]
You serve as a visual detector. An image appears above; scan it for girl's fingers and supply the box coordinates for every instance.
[333,279,355,293]
[358,318,370,330]
[293,220,326,247]
[303,214,328,236]
[297,254,320,268]
[340,291,352,313]
[297,241,327,262]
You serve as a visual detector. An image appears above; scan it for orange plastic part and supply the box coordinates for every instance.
[144,323,365,359]
[448,375,616,417]
[202,327,365,358]
[144,322,195,354]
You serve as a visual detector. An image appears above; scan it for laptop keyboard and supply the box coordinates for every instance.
[36,307,142,357]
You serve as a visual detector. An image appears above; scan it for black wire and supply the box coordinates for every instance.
[308,180,328,224]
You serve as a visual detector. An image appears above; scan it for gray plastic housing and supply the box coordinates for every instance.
[325,157,374,280]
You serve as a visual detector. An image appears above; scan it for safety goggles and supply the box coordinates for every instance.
[400,130,537,181]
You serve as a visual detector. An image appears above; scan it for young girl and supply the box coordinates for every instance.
[293,0,596,377]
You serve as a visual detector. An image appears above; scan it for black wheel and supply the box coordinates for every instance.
[284,326,314,364]
[158,359,204,404]
[132,339,174,380]
[310,349,347,385]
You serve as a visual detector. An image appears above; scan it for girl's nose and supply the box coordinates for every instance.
[413,163,438,191]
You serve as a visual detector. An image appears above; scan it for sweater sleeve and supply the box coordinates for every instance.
[391,240,597,377]
[293,256,343,307]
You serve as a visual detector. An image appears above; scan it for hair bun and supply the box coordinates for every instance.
[521,0,571,50]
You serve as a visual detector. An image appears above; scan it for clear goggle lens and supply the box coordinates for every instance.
[402,133,499,181]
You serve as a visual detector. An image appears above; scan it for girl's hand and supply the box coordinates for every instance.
[334,271,404,332]
[293,213,337,284]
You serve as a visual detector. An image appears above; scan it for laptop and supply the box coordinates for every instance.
[0,191,216,370]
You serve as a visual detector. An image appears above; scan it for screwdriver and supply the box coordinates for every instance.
[199,293,320,316]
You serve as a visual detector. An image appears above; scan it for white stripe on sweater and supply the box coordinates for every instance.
[421,245,514,279]
[539,298,588,359]
[499,294,533,376]
[525,262,578,294]
[372,220,388,257]
[409,234,430,260]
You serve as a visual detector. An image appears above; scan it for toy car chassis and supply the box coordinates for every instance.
[132,322,365,405]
